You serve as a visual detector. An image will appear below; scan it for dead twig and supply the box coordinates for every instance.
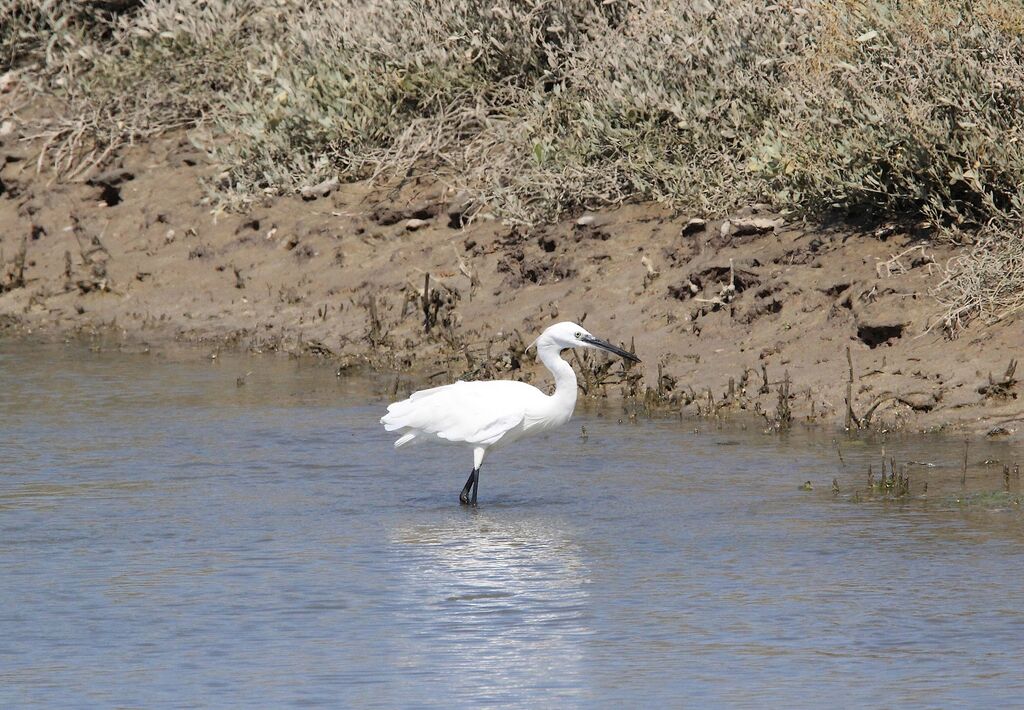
[875,244,933,278]
[859,391,937,426]
[978,359,1018,399]
[845,346,861,429]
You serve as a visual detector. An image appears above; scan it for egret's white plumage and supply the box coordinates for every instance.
[380,321,639,504]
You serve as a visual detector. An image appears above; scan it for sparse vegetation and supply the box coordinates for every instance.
[4,0,1024,330]
[933,225,1024,331]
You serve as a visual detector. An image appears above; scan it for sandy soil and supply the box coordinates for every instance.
[1,131,1021,437]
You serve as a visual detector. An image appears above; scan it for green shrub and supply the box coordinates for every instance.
[756,1,1024,230]
[7,0,1024,327]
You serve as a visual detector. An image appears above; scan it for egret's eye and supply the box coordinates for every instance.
[575,331,582,339]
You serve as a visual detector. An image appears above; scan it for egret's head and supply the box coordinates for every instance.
[534,321,640,363]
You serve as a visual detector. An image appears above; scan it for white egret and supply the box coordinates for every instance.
[380,321,640,505]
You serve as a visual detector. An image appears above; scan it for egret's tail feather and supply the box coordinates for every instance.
[394,432,417,447]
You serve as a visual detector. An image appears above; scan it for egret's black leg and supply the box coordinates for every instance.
[470,467,479,506]
[459,468,478,505]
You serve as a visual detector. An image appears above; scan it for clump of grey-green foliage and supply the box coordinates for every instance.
[7,0,1024,330]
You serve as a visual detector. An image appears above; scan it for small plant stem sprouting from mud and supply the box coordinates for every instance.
[1,236,29,292]
[14,236,28,289]
[63,249,73,290]
[836,440,845,464]
[864,456,913,499]
[422,273,431,333]
[844,346,859,430]
[366,294,384,345]
[571,350,593,396]
[1004,464,1011,492]
[773,371,792,431]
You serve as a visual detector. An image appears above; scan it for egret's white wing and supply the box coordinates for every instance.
[439,410,524,447]
[381,380,542,447]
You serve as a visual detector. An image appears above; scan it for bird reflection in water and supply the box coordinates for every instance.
[387,514,593,701]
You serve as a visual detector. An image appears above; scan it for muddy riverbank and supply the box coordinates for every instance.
[1,132,1021,438]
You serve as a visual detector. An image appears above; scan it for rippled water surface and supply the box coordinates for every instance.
[2,340,1023,708]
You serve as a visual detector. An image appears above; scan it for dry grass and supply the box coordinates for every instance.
[5,0,1024,329]
[933,226,1024,332]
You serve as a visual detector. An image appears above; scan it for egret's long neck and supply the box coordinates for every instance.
[537,341,577,411]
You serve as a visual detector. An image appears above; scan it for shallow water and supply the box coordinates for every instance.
[1,340,1023,708]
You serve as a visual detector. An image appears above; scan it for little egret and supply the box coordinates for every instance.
[380,321,640,505]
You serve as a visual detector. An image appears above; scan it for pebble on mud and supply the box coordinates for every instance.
[86,168,135,187]
[681,218,706,236]
[447,191,474,228]
[405,218,430,231]
[0,70,17,93]
[300,176,339,200]
[730,217,784,236]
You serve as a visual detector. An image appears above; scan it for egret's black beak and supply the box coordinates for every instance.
[580,334,641,363]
